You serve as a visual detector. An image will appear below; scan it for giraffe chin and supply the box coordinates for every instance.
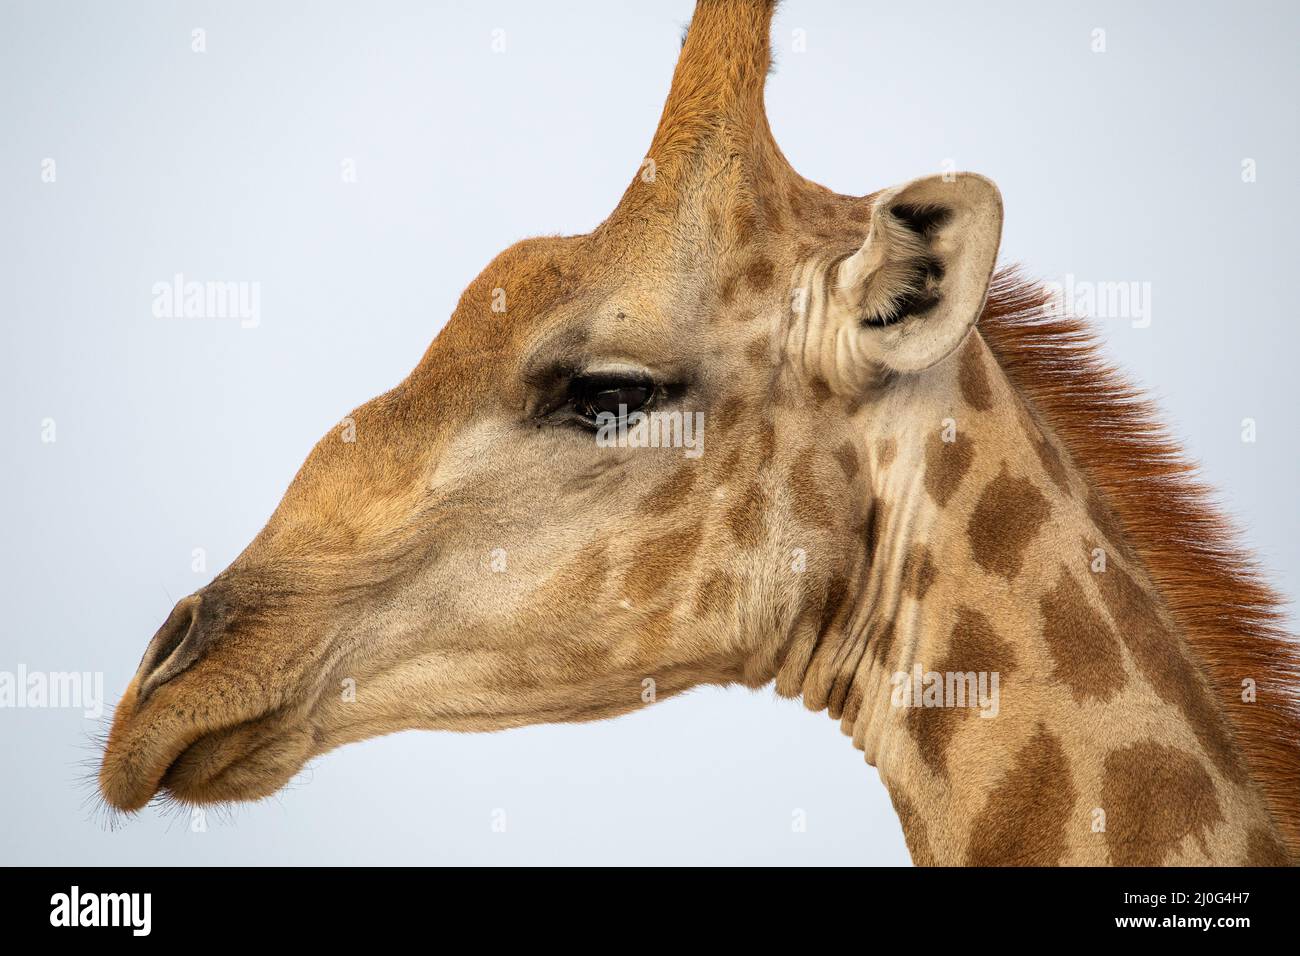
[157,720,314,809]
[99,683,315,812]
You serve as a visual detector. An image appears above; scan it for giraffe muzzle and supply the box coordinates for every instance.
[100,573,334,811]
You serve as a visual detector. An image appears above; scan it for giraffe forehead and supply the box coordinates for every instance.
[423,210,867,386]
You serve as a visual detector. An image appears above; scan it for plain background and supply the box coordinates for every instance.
[1,0,1296,865]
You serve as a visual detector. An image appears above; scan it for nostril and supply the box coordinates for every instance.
[135,595,207,704]
[141,601,194,671]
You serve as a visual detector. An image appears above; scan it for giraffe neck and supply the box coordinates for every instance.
[778,331,1288,865]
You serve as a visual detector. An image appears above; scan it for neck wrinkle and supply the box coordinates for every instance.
[775,425,937,768]
[843,434,938,766]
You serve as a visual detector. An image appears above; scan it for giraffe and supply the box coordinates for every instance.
[98,0,1299,865]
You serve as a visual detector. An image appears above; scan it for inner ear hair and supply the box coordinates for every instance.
[889,202,952,238]
[858,203,952,327]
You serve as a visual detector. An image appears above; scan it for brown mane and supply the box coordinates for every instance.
[979,267,1300,855]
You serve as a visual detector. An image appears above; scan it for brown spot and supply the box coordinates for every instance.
[808,377,834,406]
[907,608,1017,776]
[711,394,748,433]
[965,725,1076,865]
[719,273,740,305]
[725,482,766,547]
[621,521,702,605]
[966,467,1050,579]
[744,336,770,366]
[692,568,740,619]
[832,440,860,479]
[1243,826,1291,866]
[744,256,775,292]
[719,443,746,481]
[786,184,805,218]
[787,462,837,530]
[890,789,937,866]
[876,437,897,469]
[1093,559,1245,782]
[923,431,974,507]
[638,462,698,515]
[901,545,937,601]
[545,543,610,602]
[718,423,774,483]
[1039,570,1126,704]
[959,337,993,411]
[1102,740,1224,865]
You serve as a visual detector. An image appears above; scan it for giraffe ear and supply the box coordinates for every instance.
[829,172,1002,376]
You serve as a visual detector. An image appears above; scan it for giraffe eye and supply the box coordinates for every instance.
[570,374,656,423]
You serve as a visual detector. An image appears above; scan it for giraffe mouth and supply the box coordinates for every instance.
[99,680,318,812]
[154,708,315,807]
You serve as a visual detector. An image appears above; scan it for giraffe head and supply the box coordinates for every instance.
[99,0,1003,811]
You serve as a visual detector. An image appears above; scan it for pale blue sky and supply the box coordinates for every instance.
[2,0,1296,865]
